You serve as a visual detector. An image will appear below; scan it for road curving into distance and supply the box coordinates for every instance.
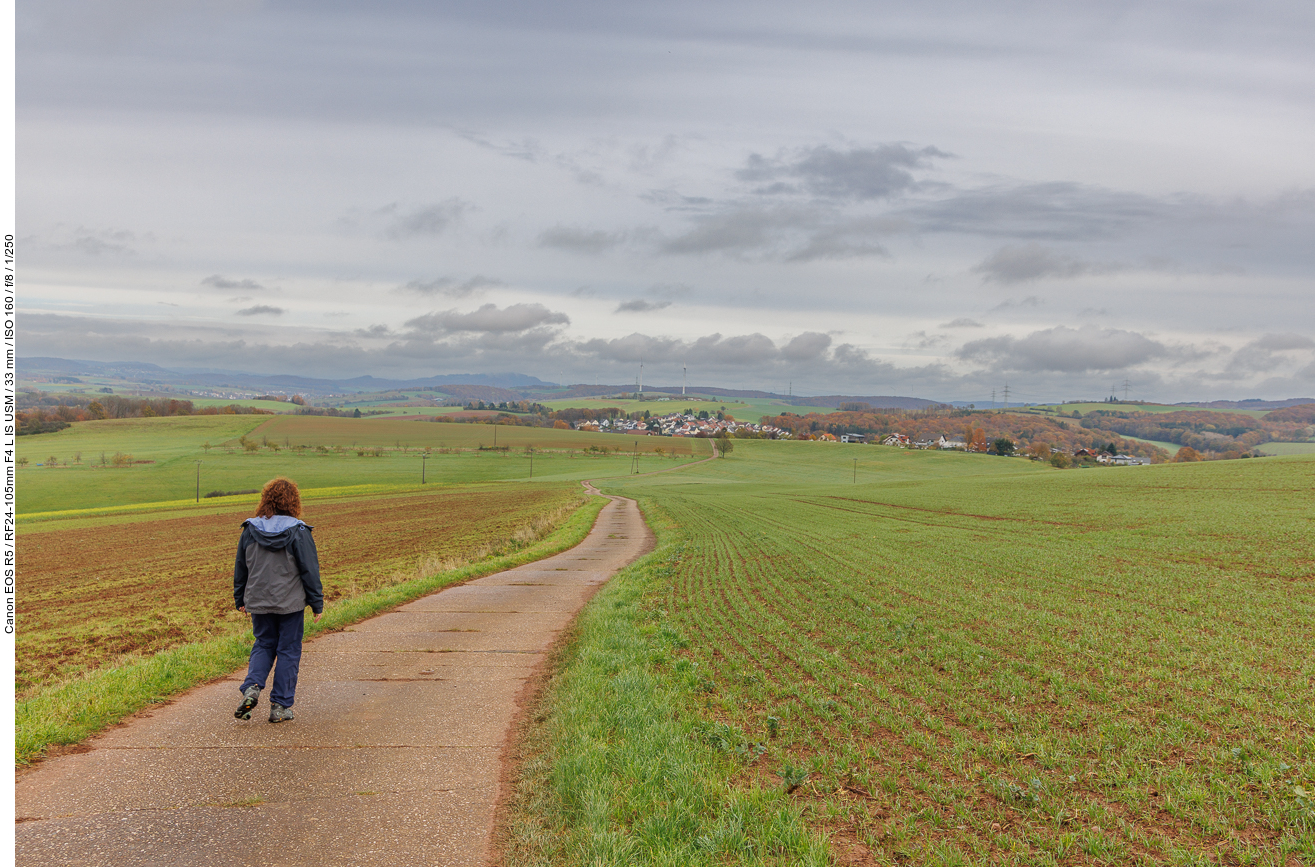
[16,490,654,867]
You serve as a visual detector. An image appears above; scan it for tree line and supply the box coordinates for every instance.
[16,392,274,435]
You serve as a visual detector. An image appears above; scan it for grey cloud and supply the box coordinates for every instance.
[639,189,715,211]
[403,302,569,335]
[615,299,672,313]
[61,228,138,256]
[658,202,902,261]
[688,332,780,366]
[903,183,1167,241]
[381,199,473,239]
[203,274,265,291]
[576,331,807,368]
[941,318,984,328]
[784,218,896,262]
[957,325,1168,372]
[659,204,820,256]
[1220,333,1315,378]
[738,144,950,201]
[988,296,1043,313]
[780,332,831,361]
[908,331,949,351]
[1249,332,1315,352]
[576,332,686,363]
[972,243,1125,283]
[538,225,627,253]
[236,305,284,316]
[400,274,501,298]
[355,324,395,339]
[647,283,691,299]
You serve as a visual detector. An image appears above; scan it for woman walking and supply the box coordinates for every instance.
[233,477,324,722]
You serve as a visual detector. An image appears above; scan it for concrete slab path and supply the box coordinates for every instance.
[15,489,653,867]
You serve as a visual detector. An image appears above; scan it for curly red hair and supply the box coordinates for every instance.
[255,477,302,519]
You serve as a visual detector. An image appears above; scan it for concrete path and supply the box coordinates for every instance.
[16,490,653,867]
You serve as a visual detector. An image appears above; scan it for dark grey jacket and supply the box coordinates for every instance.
[233,515,324,615]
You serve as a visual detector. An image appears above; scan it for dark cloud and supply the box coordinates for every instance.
[203,274,265,291]
[400,275,501,298]
[941,318,984,328]
[972,243,1125,283]
[780,331,831,361]
[236,305,284,316]
[957,325,1168,372]
[538,225,627,253]
[403,302,569,335]
[738,144,950,201]
[615,299,672,313]
[380,199,473,239]
[355,324,395,339]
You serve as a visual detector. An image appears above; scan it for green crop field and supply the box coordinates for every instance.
[539,394,839,419]
[1255,442,1315,456]
[1032,402,1275,420]
[16,415,712,515]
[506,442,1315,865]
[1120,433,1182,453]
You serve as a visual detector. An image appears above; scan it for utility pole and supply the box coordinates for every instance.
[1002,384,1010,411]
[991,389,996,411]
[421,453,428,484]
[853,458,857,483]
[528,446,533,479]
[194,460,202,503]
[639,361,643,394]
[630,441,640,474]
[1122,378,1131,401]
[682,364,686,396]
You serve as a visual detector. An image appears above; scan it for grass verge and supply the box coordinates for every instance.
[15,494,606,766]
[499,499,830,866]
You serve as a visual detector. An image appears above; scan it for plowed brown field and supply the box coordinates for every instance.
[17,484,581,695]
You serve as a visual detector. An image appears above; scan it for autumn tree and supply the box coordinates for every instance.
[1175,446,1202,462]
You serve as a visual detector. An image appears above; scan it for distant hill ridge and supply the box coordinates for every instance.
[17,357,548,392]
[1179,398,1315,410]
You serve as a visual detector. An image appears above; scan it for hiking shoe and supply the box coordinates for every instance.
[268,703,294,723]
[234,685,261,720]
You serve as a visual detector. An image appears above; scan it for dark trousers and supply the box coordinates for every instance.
[241,610,305,708]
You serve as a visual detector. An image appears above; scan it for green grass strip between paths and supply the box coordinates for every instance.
[502,500,830,867]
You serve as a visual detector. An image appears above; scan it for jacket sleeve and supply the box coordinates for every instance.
[233,527,251,610]
[291,526,324,614]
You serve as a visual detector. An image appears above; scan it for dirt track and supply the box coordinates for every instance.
[15,490,653,867]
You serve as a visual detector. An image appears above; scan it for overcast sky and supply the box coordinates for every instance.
[17,1,1315,401]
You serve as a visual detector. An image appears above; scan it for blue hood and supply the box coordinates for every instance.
[247,515,305,534]
[243,515,312,550]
